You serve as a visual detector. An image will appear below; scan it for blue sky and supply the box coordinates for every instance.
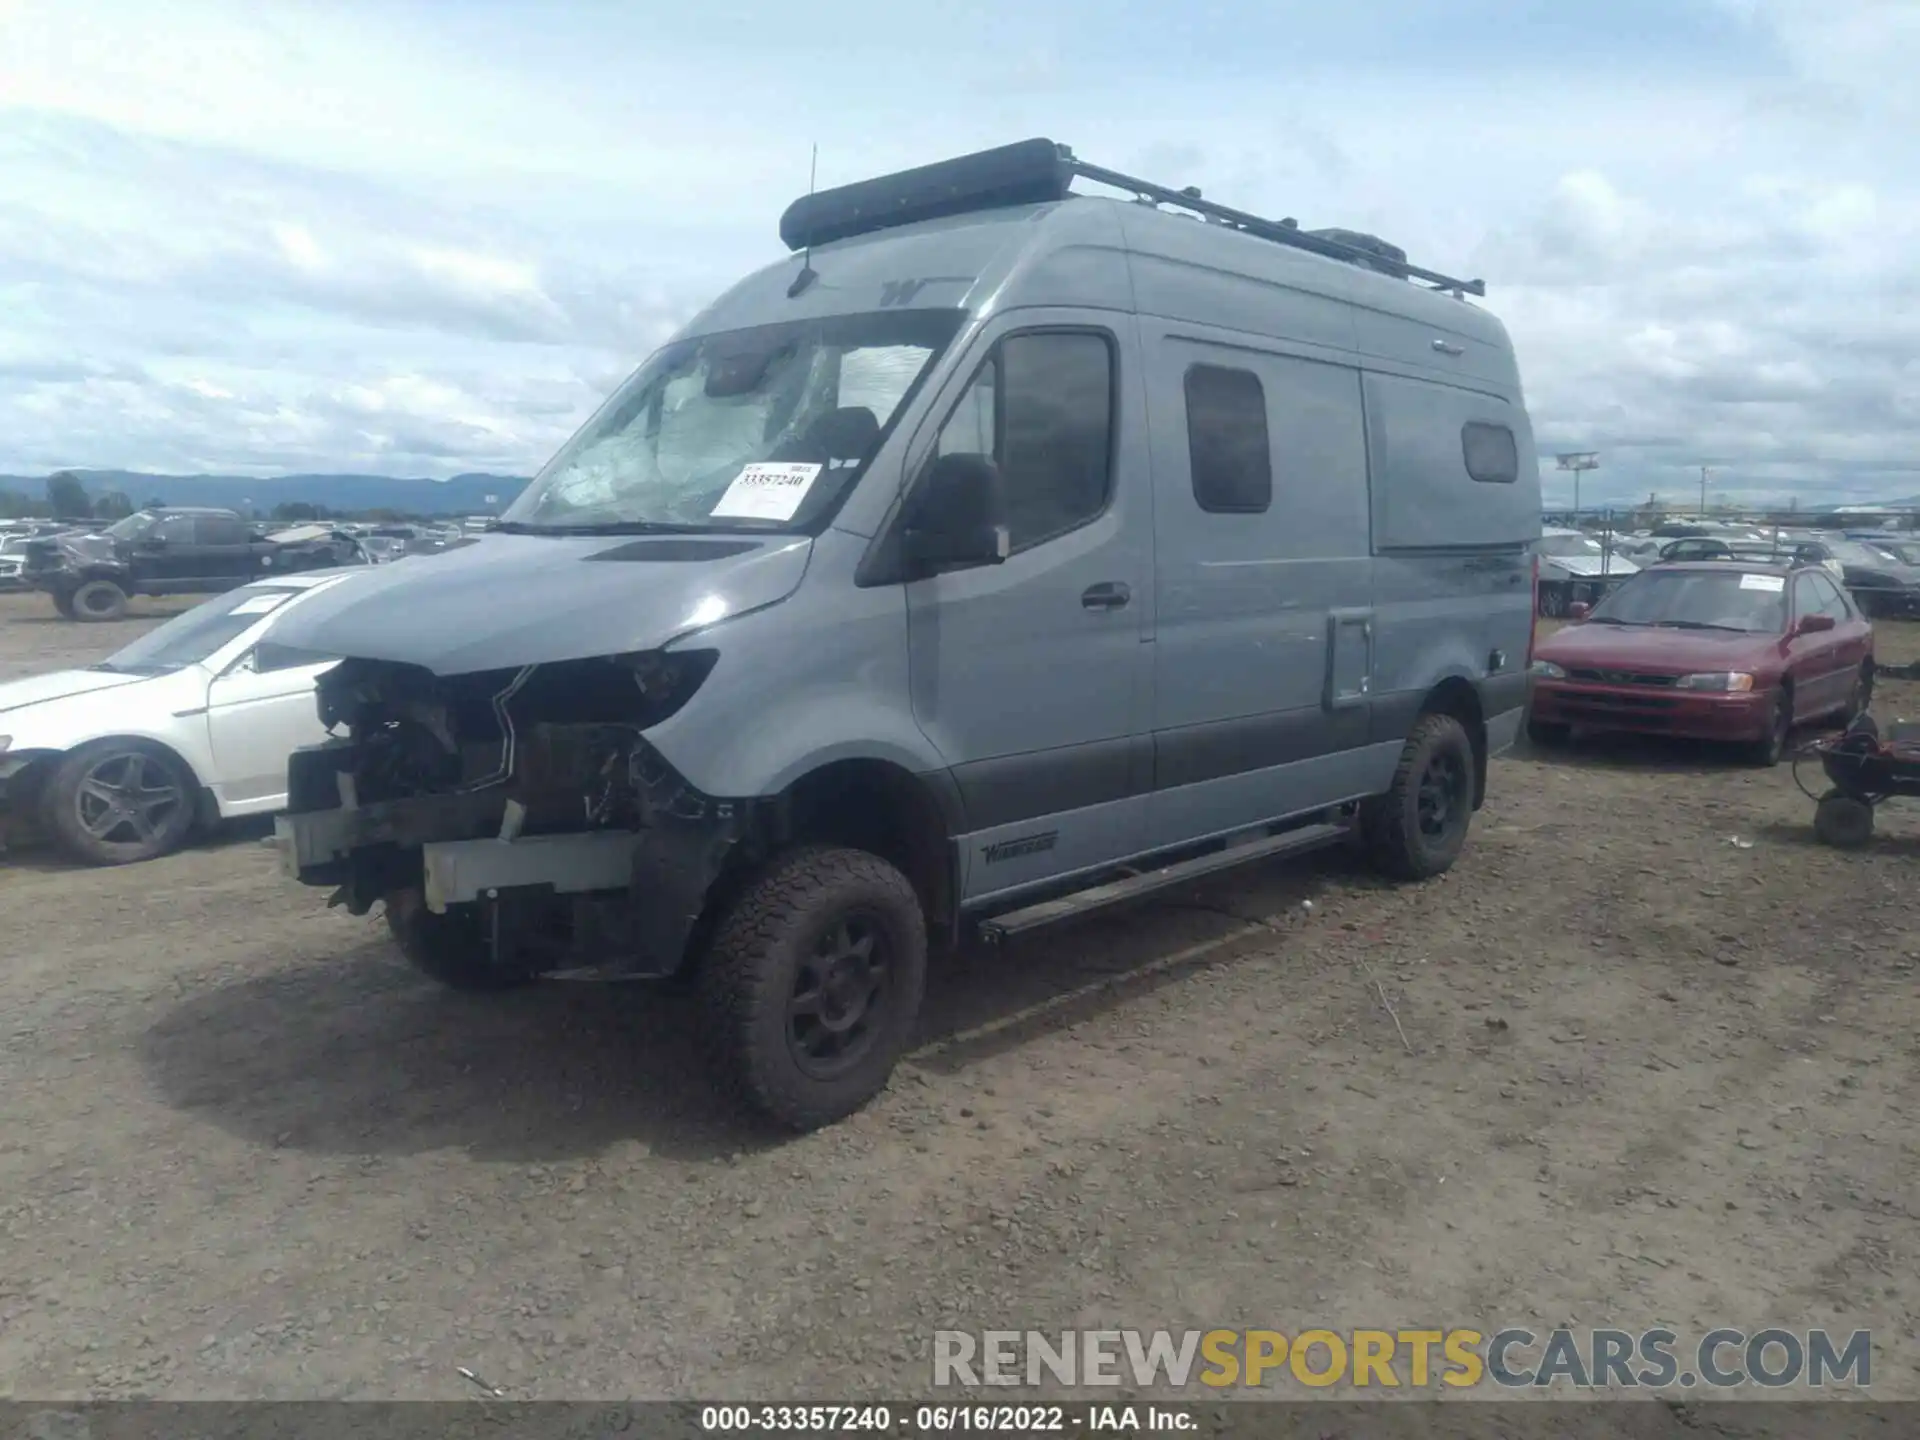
[1,0,1915,506]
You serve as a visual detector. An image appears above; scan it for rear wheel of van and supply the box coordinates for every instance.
[698,845,927,1132]
[70,579,129,622]
[385,888,540,991]
[1361,712,1476,882]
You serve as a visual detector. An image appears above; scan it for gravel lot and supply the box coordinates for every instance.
[2,587,1916,1402]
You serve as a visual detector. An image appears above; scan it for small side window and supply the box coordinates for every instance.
[1184,365,1272,514]
[1462,422,1518,485]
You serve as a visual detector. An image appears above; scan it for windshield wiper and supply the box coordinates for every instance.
[1581,615,1636,625]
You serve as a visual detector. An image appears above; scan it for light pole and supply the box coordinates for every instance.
[1556,452,1599,519]
[1698,466,1711,519]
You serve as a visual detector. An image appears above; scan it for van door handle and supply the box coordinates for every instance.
[1082,581,1131,610]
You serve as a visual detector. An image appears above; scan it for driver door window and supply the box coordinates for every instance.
[929,332,1113,553]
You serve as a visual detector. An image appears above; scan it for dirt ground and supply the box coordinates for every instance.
[0,587,1915,1405]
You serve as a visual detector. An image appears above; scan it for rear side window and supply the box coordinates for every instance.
[1462,422,1518,484]
[1184,365,1272,514]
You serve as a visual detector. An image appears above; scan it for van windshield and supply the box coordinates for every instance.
[501,309,966,534]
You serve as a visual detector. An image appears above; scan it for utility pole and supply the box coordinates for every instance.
[1698,465,1711,519]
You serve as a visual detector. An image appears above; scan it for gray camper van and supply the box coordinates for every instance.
[271,140,1542,1129]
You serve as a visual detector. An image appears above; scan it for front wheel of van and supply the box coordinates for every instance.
[1362,712,1477,882]
[698,845,928,1133]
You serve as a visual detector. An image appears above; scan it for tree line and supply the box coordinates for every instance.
[0,472,443,525]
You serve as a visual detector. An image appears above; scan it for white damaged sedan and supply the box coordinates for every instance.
[0,572,351,865]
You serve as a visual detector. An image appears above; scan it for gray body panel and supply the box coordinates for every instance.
[281,191,1541,918]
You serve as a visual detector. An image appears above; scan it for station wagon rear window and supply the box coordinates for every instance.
[1462,421,1518,484]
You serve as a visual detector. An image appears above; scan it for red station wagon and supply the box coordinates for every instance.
[1528,561,1874,765]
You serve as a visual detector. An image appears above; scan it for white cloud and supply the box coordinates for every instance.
[0,0,1914,507]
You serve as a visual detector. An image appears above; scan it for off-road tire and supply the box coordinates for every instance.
[385,889,540,992]
[1361,712,1477,882]
[698,845,927,1132]
[70,579,129,622]
[1744,689,1792,767]
[51,588,77,619]
[39,738,198,865]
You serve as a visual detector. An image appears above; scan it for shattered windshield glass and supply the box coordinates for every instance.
[502,309,966,533]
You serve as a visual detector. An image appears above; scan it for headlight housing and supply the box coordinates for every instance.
[1675,672,1756,692]
[1530,661,1566,679]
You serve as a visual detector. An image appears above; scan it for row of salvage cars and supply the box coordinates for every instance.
[1533,523,1920,619]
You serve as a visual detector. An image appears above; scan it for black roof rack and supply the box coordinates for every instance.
[777,138,1485,297]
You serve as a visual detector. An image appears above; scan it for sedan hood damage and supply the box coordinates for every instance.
[268,531,815,674]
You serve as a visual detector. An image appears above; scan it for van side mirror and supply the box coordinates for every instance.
[1795,612,1836,635]
[1567,601,1591,621]
[902,452,1010,575]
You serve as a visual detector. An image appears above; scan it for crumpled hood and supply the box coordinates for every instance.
[1537,622,1776,675]
[0,667,147,714]
[30,532,114,568]
[267,531,815,674]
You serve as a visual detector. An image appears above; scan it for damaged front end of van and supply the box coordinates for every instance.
[276,643,759,984]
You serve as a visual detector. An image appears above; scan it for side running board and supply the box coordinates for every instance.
[976,821,1349,942]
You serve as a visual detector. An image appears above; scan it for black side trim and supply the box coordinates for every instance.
[1369,690,1425,746]
[953,736,1136,831]
[1482,670,1530,715]
[1154,706,1367,791]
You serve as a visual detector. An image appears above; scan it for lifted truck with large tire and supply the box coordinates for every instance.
[21,507,363,620]
[269,140,1543,1130]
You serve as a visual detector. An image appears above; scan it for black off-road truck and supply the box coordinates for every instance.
[21,507,367,620]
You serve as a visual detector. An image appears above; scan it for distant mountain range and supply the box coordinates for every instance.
[0,470,530,516]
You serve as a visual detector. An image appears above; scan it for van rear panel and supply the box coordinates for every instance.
[1362,371,1540,551]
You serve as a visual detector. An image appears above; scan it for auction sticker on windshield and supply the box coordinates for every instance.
[711,462,822,521]
[1740,573,1786,592]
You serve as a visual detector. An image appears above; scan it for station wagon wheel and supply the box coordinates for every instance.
[1745,691,1792,767]
[40,738,198,866]
[786,911,892,1079]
